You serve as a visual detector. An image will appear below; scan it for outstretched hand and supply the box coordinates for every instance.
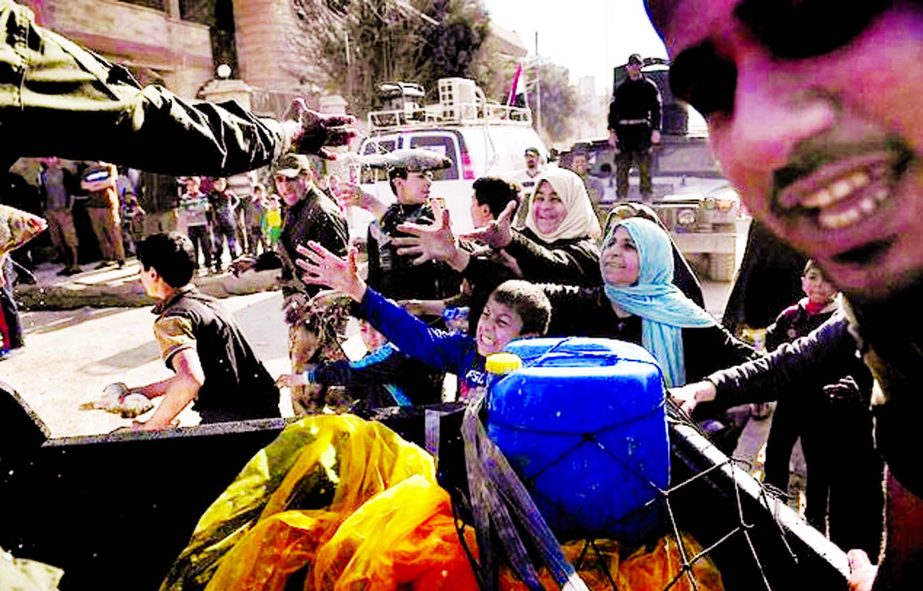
[846,550,877,591]
[286,99,357,160]
[393,207,459,265]
[295,241,367,302]
[332,180,387,217]
[459,200,516,249]
[667,380,717,415]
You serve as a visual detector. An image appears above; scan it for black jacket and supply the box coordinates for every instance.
[708,314,870,407]
[367,202,461,302]
[255,186,348,299]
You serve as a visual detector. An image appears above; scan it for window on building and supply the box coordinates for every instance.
[119,0,165,10]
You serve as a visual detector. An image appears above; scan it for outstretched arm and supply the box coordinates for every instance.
[10,3,355,175]
[295,241,367,302]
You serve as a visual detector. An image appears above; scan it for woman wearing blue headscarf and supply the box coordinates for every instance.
[544,217,758,387]
[540,217,760,450]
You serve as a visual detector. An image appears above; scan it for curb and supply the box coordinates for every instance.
[14,269,282,310]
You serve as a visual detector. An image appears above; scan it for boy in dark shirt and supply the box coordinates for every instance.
[122,232,280,429]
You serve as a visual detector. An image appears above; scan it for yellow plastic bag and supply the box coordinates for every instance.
[312,475,479,591]
[162,415,437,590]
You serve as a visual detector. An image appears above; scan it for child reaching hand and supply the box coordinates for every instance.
[276,318,444,409]
[294,241,551,400]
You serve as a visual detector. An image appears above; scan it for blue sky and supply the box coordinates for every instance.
[481,0,668,93]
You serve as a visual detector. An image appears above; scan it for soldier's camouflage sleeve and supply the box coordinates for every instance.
[0,0,289,176]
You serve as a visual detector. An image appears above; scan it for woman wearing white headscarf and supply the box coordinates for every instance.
[509,167,603,285]
[393,168,604,324]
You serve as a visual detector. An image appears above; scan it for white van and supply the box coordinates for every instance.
[346,78,548,242]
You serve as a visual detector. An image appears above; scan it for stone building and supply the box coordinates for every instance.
[23,0,327,117]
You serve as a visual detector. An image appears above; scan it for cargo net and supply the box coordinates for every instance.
[446,397,847,591]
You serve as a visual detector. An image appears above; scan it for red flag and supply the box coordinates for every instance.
[506,63,524,106]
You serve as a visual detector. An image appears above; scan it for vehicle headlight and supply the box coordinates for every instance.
[702,197,717,210]
[677,208,697,227]
[716,197,736,213]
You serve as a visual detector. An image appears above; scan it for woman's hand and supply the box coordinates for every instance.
[295,242,367,302]
[459,200,516,249]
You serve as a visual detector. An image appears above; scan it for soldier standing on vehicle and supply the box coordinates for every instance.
[608,53,663,203]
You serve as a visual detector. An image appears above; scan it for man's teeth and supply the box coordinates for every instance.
[801,171,870,208]
[798,169,891,230]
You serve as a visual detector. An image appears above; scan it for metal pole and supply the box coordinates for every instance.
[534,32,542,133]
[345,31,353,102]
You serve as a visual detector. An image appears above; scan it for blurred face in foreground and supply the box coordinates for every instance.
[649,0,923,301]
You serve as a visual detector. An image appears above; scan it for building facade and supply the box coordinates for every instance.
[23,0,326,117]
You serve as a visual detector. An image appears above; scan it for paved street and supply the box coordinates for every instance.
[6,290,292,437]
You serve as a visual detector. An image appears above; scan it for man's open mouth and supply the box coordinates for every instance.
[773,137,913,231]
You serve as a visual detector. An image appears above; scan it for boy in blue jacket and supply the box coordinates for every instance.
[293,241,552,400]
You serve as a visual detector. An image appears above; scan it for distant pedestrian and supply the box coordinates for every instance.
[177,176,213,273]
[242,183,266,256]
[512,147,544,227]
[568,148,606,206]
[207,177,240,272]
[81,162,126,269]
[120,192,145,257]
[261,193,282,248]
[227,170,257,253]
[38,157,81,275]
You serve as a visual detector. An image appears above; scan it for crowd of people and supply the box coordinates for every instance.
[1,0,921,588]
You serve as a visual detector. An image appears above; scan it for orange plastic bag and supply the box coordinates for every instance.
[205,510,340,591]
[620,532,724,591]
[311,475,478,591]
[500,533,723,591]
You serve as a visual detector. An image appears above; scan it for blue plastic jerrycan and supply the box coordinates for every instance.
[486,337,669,544]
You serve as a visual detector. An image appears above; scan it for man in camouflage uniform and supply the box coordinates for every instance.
[0,0,354,176]
[233,154,350,414]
